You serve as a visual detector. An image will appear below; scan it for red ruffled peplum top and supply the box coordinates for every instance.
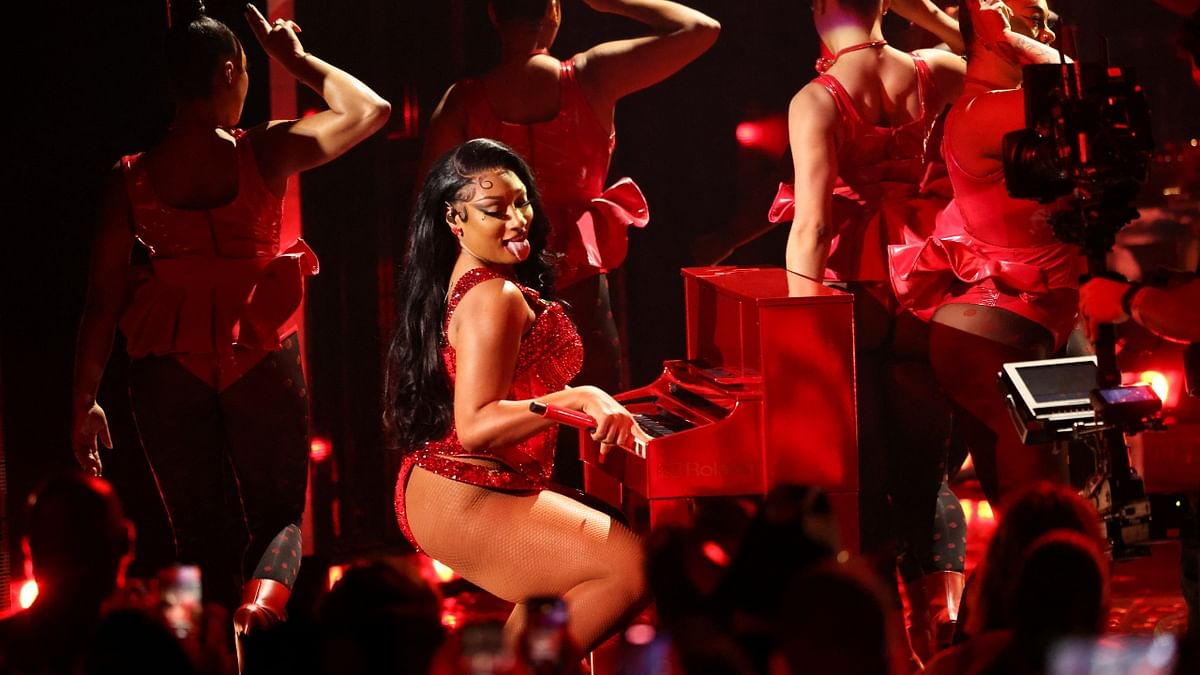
[118,129,319,360]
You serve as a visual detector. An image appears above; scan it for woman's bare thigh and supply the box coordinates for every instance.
[404,466,642,603]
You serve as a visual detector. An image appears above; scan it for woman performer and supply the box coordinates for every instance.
[889,0,1079,506]
[418,0,720,408]
[768,0,967,659]
[387,138,648,651]
[71,1,390,644]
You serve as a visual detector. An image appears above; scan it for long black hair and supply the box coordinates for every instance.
[166,1,243,101]
[384,138,556,451]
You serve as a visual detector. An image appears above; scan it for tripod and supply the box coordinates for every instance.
[1054,187,1155,560]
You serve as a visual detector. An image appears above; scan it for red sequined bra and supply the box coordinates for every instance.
[394,267,583,550]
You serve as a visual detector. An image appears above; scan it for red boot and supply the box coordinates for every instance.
[233,578,290,672]
[908,571,964,659]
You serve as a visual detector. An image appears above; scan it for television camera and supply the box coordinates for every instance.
[999,60,1189,559]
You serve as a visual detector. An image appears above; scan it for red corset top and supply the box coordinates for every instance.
[421,267,584,481]
[118,130,318,357]
[768,52,944,281]
[124,129,283,258]
[818,53,936,187]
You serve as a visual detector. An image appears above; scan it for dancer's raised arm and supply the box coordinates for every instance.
[243,4,391,187]
[891,0,965,52]
[573,0,720,116]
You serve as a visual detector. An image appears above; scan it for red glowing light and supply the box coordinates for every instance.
[735,121,763,146]
[18,579,38,609]
[1137,371,1170,407]
[327,564,348,590]
[978,501,994,521]
[960,498,995,527]
[624,623,657,645]
[734,114,790,156]
[303,108,319,118]
[310,437,332,463]
[431,559,459,583]
[701,540,731,567]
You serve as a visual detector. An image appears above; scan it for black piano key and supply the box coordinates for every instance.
[631,412,694,438]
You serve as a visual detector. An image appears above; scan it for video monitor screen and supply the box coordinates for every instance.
[1015,360,1097,404]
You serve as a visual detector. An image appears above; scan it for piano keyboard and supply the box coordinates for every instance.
[632,411,695,438]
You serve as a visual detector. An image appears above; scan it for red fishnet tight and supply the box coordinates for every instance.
[405,466,647,650]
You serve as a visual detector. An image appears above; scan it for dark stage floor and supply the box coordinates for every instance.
[391,485,1191,672]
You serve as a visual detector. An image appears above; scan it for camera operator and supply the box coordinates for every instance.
[1080,4,1200,347]
[1078,7,1200,652]
[1079,275,1200,344]
[888,0,1082,508]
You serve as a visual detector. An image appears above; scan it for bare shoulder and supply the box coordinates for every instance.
[961,86,1024,121]
[789,83,838,126]
[914,48,966,105]
[452,276,533,332]
[240,120,299,152]
[914,48,967,75]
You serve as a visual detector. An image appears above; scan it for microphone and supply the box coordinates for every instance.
[528,401,597,430]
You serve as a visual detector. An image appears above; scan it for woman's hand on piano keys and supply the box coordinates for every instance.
[575,386,650,457]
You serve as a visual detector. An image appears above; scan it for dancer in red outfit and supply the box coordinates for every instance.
[770,0,966,660]
[71,2,389,651]
[889,0,1081,505]
[419,0,719,408]
[388,139,649,651]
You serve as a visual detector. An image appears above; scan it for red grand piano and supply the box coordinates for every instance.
[580,267,860,552]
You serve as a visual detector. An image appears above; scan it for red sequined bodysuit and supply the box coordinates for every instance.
[458,59,649,287]
[394,267,584,550]
[119,129,319,388]
[888,94,1081,347]
[768,51,947,283]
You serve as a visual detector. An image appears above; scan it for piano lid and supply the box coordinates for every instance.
[682,267,851,379]
[681,266,846,305]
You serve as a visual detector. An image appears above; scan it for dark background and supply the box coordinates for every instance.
[3,0,1197,591]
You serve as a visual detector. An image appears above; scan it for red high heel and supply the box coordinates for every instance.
[906,571,964,661]
[233,578,290,673]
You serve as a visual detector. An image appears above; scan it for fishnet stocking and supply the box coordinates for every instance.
[405,466,646,649]
[931,305,1067,505]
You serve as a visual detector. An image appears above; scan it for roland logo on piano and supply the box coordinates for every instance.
[658,460,757,479]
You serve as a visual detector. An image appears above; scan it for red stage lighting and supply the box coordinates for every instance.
[18,579,38,609]
[1136,370,1172,408]
[624,623,657,646]
[309,437,332,463]
[431,558,459,583]
[735,121,763,146]
[734,115,789,156]
[327,564,348,590]
[701,540,731,567]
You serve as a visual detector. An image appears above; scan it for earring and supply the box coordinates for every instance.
[452,227,463,236]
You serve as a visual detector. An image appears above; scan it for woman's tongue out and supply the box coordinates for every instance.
[504,238,531,261]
